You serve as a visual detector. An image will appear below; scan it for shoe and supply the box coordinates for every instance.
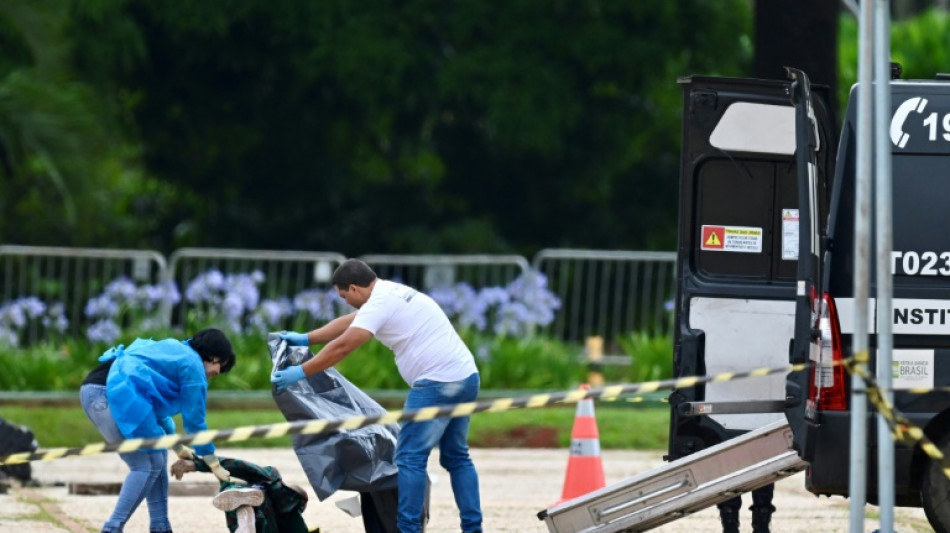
[719,505,740,533]
[234,505,256,533]
[213,487,265,512]
[751,503,775,533]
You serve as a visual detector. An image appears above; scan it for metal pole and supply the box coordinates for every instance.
[874,1,895,531]
[850,0,875,530]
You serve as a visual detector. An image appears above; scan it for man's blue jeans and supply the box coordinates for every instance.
[396,373,482,533]
[80,384,170,533]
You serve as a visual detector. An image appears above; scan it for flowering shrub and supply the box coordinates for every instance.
[0,297,69,347]
[175,268,558,341]
[84,276,181,344]
[292,289,347,322]
[3,268,560,347]
[429,271,561,337]
[184,269,265,334]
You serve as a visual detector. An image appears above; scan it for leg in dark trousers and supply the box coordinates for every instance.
[750,483,776,533]
[361,488,399,533]
[360,482,429,533]
[717,495,741,533]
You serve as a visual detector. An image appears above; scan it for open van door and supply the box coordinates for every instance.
[784,67,828,457]
[668,69,836,461]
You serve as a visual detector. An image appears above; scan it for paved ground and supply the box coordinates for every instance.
[0,447,935,532]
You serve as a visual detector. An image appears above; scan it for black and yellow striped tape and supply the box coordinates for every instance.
[843,357,950,480]
[0,362,809,466]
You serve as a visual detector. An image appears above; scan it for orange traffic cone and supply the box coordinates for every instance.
[557,384,605,504]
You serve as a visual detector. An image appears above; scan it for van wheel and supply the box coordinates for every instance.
[922,434,950,533]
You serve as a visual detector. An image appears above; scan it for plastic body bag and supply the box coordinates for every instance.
[268,333,399,501]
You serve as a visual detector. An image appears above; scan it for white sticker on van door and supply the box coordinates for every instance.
[835,298,950,334]
[782,209,799,260]
[892,349,934,390]
[892,299,950,334]
[701,225,763,253]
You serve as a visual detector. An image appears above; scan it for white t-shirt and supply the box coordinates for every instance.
[350,279,478,385]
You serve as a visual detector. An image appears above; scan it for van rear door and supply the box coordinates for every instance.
[784,68,828,456]
[668,71,836,460]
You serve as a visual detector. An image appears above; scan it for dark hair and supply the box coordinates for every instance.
[331,259,378,289]
[189,328,236,373]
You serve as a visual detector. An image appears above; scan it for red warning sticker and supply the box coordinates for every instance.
[702,226,725,250]
[701,225,762,253]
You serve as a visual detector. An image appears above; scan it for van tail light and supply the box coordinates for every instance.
[808,293,848,411]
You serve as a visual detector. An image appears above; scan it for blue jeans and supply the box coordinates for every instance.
[80,384,170,533]
[395,373,482,533]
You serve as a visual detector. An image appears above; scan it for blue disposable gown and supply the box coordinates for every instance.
[100,338,215,456]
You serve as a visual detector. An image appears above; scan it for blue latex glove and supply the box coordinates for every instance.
[158,416,176,435]
[271,365,307,391]
[279,331,310,346]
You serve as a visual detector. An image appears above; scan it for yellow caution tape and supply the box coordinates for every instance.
[843,357,950,480]
[0,362,809,466]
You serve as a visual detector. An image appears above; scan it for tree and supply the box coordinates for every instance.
[0,0,155,247]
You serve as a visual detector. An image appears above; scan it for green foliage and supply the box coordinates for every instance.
[4,0,755,255]
[468,404,669,449]
[618,332,674,383]
[0,330,678,392]
[466,333,586,389]
[838,8,950,115]
[0,0,153,248]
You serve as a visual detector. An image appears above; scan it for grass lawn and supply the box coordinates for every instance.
[0,401,670,451]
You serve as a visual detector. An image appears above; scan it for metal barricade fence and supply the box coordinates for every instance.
[163,248,347,329]
[357,254,531,290]
[0,245,167,343]
[531,249,677,348]
[0,246,676,348]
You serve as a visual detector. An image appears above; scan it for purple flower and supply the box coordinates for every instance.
[17,297,46,319]
[293,289,341,321]
[87,319,121,344]
[41,314,69,333]
[0,301,26,328]
[493,301,532,336]
[429,284,490,331]
[84,295,119,319]
[221,293,245,322]
[159,280,182,305]
[501,271,561,329]
[223,273,261,311]
[185,269,226,303]
[105,277,137,302]
[248,298,294,333]
[260,298,293,325]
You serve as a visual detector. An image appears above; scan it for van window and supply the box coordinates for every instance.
[891,154,950,285]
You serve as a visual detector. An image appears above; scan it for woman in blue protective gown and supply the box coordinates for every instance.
[79,328,237,533]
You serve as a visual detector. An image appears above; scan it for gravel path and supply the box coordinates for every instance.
[0,447,934,532]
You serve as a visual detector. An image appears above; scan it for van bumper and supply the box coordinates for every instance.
[804,411,921,506]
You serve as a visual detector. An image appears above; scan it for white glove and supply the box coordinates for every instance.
[202,454,231,483]
[172,443,196,460]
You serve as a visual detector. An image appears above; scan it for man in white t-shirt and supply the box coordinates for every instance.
[271,258,483,533]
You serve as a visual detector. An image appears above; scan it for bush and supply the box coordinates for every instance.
[0,329,680,392]
[0,267,676,391]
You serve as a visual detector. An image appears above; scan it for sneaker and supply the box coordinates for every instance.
[234,505,256,533]
[213,487,265,512]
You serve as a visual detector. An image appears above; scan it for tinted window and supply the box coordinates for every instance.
[891,154,950,284]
